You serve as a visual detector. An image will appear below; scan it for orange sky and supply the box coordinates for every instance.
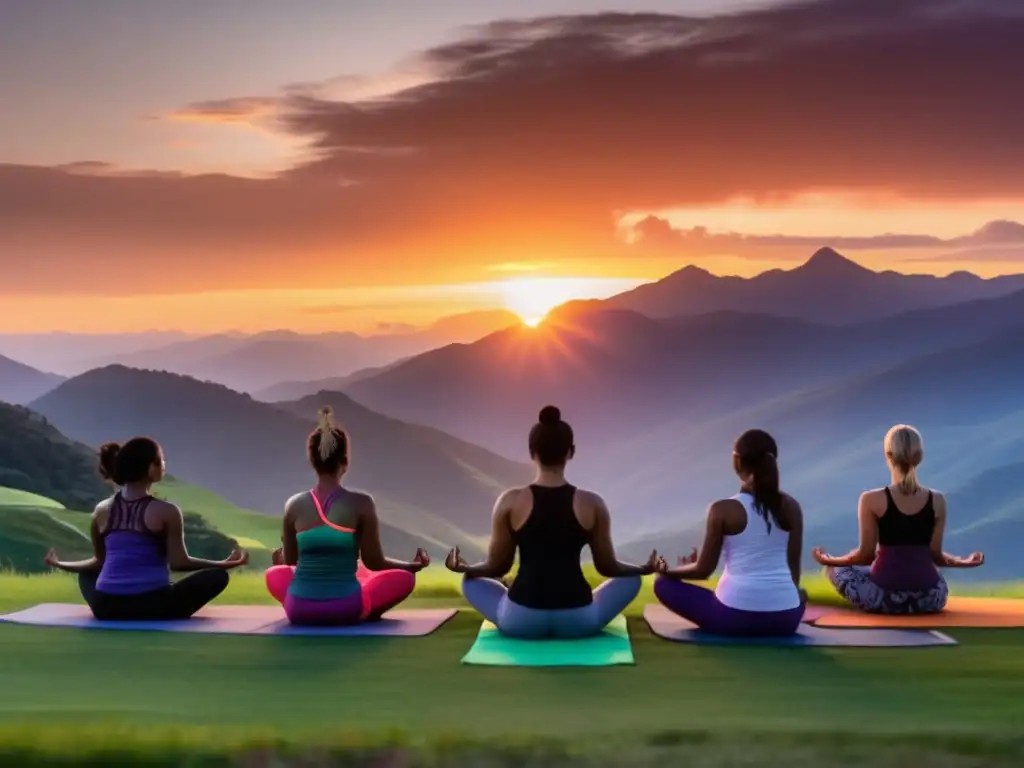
[2,2,1023,333]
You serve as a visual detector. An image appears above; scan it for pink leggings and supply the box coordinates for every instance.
[265,562,415,625]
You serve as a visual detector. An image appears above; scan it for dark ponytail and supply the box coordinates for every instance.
[732,429,786,533]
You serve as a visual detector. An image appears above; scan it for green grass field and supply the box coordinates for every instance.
[0,487,66,509]
[4,485,1024,765]
[2,572,1024,766]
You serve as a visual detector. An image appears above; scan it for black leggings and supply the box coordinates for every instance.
[78,569,230,621]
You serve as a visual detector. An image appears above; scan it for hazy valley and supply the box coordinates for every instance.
[3,249,1022,578]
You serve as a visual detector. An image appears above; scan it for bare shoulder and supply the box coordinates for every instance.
[347,489,376,516]
[496,486,525,509]
[284,491,308,511]
[91,496,114,527]
[574,488,608,513]
[781,492,802,509]
[570,488,607,532]
[91,496,114,517]
[710,497,743,517]
[148,497,181,518]
[930,489,946,513]
[781,492,804,519]
[860,488,887,514]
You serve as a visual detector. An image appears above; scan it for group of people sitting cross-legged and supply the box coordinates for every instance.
[442,410,984,638]
[44,405,985,637]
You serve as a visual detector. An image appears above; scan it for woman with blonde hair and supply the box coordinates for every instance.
[264,407,428,625]
[813,424,984,614]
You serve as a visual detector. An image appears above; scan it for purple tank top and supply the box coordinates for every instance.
[95,493,170,595]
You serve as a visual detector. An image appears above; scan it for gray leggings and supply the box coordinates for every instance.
[826,566,949,615]
[462,575,642,638]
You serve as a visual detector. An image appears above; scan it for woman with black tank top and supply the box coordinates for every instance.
[813,424,984,614]
[444,406,663,638]
[43,437,249,620]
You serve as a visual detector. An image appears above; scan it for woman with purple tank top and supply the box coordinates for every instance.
[813,424,985,615]
[44,437,249,621]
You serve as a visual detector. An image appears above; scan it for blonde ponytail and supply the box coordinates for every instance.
[884,424,924,494]
[897,464,921,494]
[316,407,338,461]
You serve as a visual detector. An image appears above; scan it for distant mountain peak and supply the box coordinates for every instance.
[799,247,871,275]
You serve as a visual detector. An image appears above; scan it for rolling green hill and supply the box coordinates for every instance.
[0,402,109,509]
[0,487,65,509]
[0,483,252,574]
[29,366,519,549]
[0,505,93,573]
[0,475,483,575]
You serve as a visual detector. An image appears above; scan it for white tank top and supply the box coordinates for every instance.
[714,493,800,612]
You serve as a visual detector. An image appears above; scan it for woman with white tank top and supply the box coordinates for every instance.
[654,429,807,636]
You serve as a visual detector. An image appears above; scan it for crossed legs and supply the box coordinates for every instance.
[462,575,642,638]
[265,563,415,624]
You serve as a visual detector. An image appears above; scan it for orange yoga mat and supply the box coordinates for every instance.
[813,597,1024,628]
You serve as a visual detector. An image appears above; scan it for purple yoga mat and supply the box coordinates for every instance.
[0,603,456,637]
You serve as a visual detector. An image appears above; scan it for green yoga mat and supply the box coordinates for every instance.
[461,615,634,666]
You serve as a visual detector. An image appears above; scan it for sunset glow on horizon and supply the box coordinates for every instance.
[2,1,1023,335]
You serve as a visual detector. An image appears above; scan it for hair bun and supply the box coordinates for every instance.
[97,442,122,481]
[538,405,561,426]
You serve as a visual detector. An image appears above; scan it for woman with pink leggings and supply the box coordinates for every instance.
[265,407,428,625]
[654,429,807,637]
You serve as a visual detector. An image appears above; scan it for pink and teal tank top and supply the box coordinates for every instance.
[96,493,171,595]
[287,488,361,601]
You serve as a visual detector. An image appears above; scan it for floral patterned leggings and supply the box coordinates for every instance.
[826,566,949,615]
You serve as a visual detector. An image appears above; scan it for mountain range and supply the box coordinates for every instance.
[28,366,531,553]
[4,248,1023,577]
[0,354,64,405]
[0,309,519,392]
[606,247,1024,323]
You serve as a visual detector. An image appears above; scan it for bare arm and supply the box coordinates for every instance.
[930,494,984,568]
[358,495,425,572]
[47,508,106,573]
[458,491,517,579]
[663,502,726,581]
[813,493,877,568]
[444,489,516,581]
[589,494,656,578]
[786,496,804,587]
[163,503,247,571]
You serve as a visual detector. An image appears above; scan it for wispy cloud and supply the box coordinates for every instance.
[2,0,1023,294]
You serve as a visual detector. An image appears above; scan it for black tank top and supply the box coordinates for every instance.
[506,484,593,610]
[877,487,935,546]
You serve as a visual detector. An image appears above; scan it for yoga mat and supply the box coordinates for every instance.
[801,604,830,623]
[0,603,456,637]
[643,605,957,647]
[462,614,634,666]
[253,608,456,636]
[812,596,1024,628]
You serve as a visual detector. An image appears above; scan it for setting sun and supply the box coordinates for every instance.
[498,277,646,327]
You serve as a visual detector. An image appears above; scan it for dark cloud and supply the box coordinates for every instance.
[2,0,1024,294]
[630,216,1024,260]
